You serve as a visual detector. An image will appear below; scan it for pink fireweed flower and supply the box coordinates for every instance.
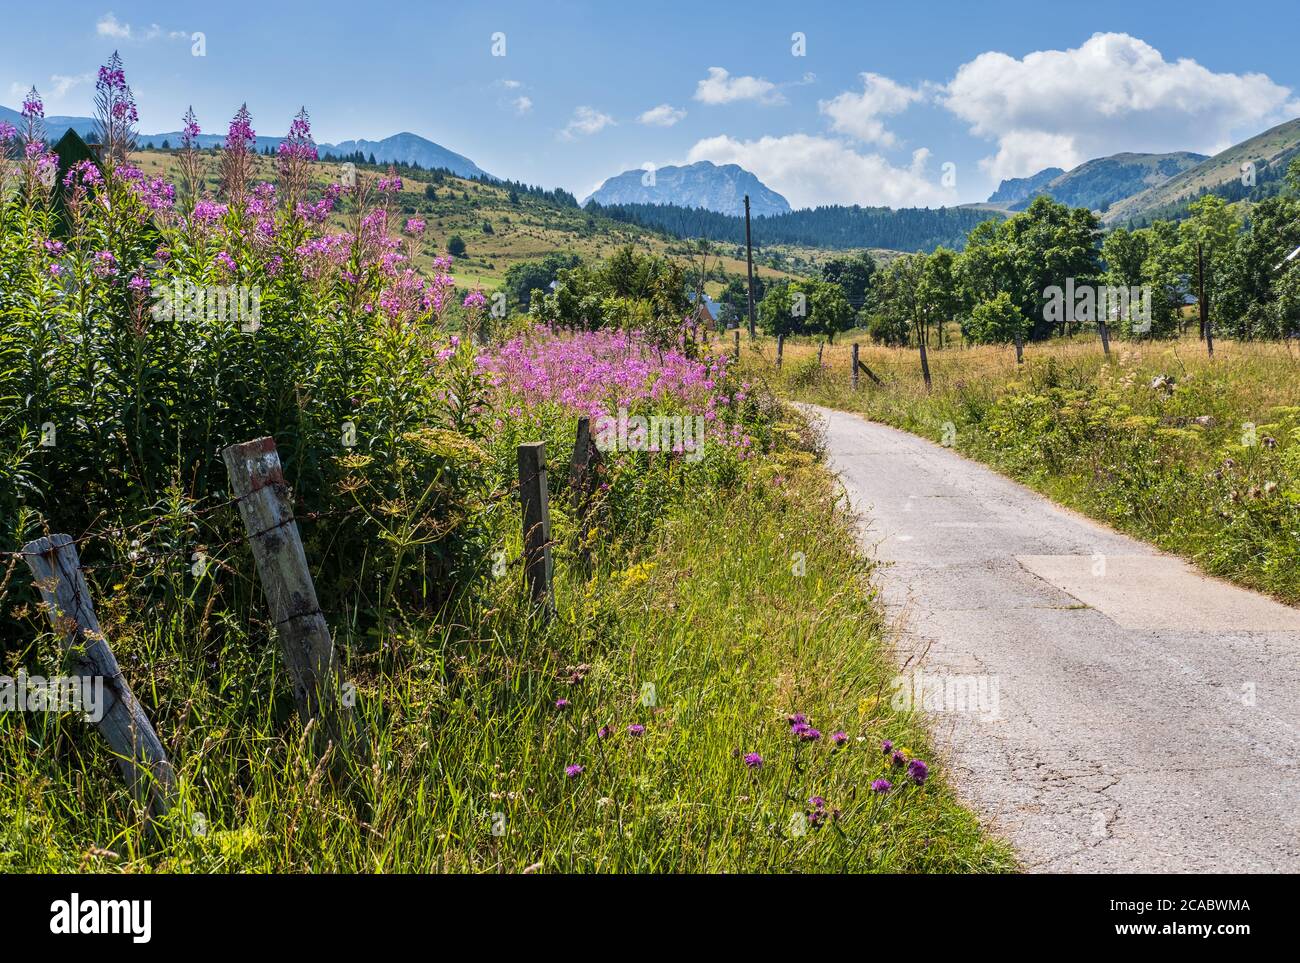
[463,289,488,311]
[0,121,16,143]
[191,200,228,225]
[182,107,201,145]
[214,251,237,277]
[127,274,150,294]
[226,103,256,152]
[63,160,103,190]
[91,250,118,278]
[277,107,317,163]
[21,87,43,120]
[404,217,426,235]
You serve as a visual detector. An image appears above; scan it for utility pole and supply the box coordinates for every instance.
[744,194,757,339]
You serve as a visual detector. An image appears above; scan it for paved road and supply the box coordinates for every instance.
[804,404,1300,872]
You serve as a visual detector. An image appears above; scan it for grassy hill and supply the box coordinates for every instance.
[130,149,813,293]
[1103,117,1300,225]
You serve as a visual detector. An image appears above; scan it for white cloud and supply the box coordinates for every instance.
[638,103,686,127]
[942,31,1299,181]
[97,12,132,39]
[96,12,184,44]
[820,72,924,146]
[560,106,614,139]
[501,79,522,89]
[694,67,784,106]
[686,134,956,209]
[513,96,533,115]
[49,73,94,99]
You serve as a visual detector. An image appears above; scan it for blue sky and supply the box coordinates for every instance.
[4,1,1299,206]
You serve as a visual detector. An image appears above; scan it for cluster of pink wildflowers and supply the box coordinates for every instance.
[477,327,751,449]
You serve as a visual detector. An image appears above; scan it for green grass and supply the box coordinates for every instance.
[750,332,1300,606]
[0,410,1013,873]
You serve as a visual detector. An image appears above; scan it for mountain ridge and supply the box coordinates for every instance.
[584,161,791,216]
[0,105,492,179]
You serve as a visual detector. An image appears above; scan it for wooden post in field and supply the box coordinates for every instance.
[1014,328,1024,365]
[776,334,784,370]
[569,417,600,568]
[817,341,824,367]
[744,194,757,339]
[23,535,176,816]
[1198,242,1214,358]
[1098,307,1111,358]
[733,328,740,361]
[518,441,554,613]
[851,343,860,390]
[222,438,344,742]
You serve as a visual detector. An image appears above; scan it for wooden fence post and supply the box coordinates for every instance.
[518,441,554,612]
[817,341,824,367]
[222,438,345,744]
[23,534,176,815]
[568,417,601,568]
[733,328,740,361]
[851,343,860,390]
[776,334,784,370]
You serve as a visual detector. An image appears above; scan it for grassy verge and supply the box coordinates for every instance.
[1,409,1013,873]
[747,332,1300,605]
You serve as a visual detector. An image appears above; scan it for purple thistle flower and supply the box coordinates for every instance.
[907,759,929,786]
[881,739,893,756]
[627,724,645,736]
[554,698,570,710]
[598,725,611,740]
[743,752,763,769]
[795,726,821,742]
[564,764,584,778]
[786,713,807,726]
[892,750,907,767]
[809,796,827,809]
[871,779,893,794]
[831,730,848,746]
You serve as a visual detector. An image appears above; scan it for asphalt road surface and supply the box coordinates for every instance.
[805,403,1300,872]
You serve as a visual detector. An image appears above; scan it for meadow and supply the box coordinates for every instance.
[753,331,1300,605]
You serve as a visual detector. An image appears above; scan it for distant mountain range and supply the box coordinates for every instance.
[987,152,1206,213]
[584,161,791,216]
[0,105,492,180]
[1102,117,1300,225]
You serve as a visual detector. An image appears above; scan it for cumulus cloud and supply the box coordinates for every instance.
[560,106,615,139]
[942,32,1300,181]
[638,103,687,127]
[820,72,924,146]
[96,12,132,38]
[694,67,784,106]
[49,73,94,99]
[513,96,533,115]
[686,134,956,209]
[96,12,183,43]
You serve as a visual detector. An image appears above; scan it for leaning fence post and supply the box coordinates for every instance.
[222,437,345,745]
[776,334,784,370]
[518,441,554,613]
[23,534,176,816]
[851,343,860,390]
[733,328,741,361]
[817,341,824,367]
